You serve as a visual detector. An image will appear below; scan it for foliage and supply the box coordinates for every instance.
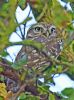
[61,88,74,100]
[18,92,40,100]
[0,83,8,99]
[0,0,74,100]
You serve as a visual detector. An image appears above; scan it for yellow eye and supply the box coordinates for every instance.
[33,27,43,33]
[35,27,41,32]
[49,25,56,34]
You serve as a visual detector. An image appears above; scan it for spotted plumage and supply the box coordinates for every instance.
[16,22,62,69]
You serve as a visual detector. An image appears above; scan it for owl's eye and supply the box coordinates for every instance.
[33,27,43,33]
[49,25,56,34]
[35,27,41,31]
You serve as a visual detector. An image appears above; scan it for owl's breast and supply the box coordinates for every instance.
[28,34,62,57]
[24,46,51,69]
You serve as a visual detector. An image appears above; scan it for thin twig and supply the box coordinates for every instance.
[0,62,20,82]
[15,18,25,40]
[16,30,23,39]
[13,83,26,100]
[10,39,74,68]
[36,3,48,21]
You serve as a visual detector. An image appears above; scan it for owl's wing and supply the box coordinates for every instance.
[15,45,51,70]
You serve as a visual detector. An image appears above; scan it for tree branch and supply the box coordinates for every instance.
[0,61,20,82]
[10,39,74,68]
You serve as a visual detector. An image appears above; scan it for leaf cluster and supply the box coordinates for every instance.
[0,0,74,100]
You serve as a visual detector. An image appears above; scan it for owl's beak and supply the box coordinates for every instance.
[46,31,50,37]
[27,34,33,38]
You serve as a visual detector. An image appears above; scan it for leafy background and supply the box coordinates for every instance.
[0,0,74,100]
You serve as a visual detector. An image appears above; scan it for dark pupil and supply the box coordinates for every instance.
[51,28,55,33]
[35,27,41,32]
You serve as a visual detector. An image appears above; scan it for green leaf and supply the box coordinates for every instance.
[57,65,63,73]
[11,53,28,70]
[18,0,26,10]
[10,39,45,51]
[0,96,4,100]
[61,88,74,100]
[0,76,4,82]
[19,92,26,100]
[49,93,55,100]
[62,88,74,96]
[38,85,49,94]
[70,40,74,52]
[51,0,72,28]
[19,92,40,100]
[0,50,9,57]
[2,3,9,12]
[47,0,53,8]
[68,92,74,100]
[0,67,4,72]
[68,0,74,2]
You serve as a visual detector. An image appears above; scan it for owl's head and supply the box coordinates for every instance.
[27,22,57,39]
